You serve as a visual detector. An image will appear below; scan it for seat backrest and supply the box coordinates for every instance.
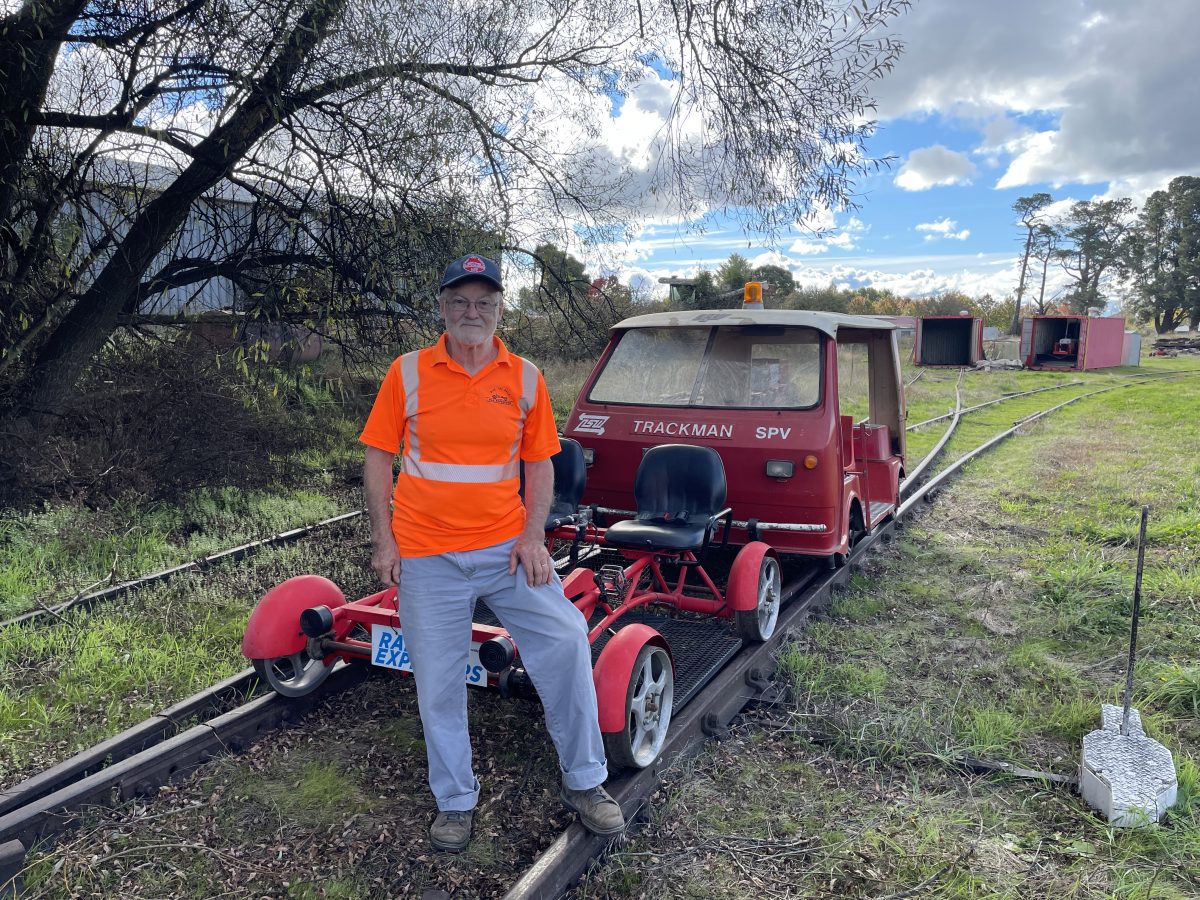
[549,437,587,516]
[633,444,726,522]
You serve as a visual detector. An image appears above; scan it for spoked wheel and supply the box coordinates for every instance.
[734,554,782,642]
[603,645,674,770]
[253,652,332,698]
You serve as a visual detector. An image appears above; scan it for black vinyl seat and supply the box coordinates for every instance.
[521,437,587,531]
[604,444,732,552]
[546,437,586,530]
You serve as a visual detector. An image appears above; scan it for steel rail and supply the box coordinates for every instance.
[901,375,962,496]
[906,367,1200,433]
[502,541,874,900]
[906,379,1084,431]
[0,510,364,630]
[897,383,1135,519]
[0,664,369,888]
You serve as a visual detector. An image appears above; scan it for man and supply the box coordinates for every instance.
[359,253,625,852]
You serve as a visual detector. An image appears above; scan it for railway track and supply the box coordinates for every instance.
[2,370,1195,898]
[0,511,365,630]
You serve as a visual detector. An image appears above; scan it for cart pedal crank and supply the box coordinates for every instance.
[597,564,628,605]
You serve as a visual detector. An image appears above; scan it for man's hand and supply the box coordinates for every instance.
[364,446,400,586]
[509,532,555,586]
[371,535,402,587]
[512,457,556,586]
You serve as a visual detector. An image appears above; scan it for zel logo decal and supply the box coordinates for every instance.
[575,414,609,435]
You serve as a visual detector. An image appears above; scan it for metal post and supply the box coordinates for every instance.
[1121,505,1149,737]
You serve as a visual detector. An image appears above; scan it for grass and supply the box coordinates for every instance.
[579,358,1200,899]
[0,486,347,620]
[0,516,375,786]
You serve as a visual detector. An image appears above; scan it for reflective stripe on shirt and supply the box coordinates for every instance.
[402,352,539,484]
[404,458,520,483]
[400,350,422,460]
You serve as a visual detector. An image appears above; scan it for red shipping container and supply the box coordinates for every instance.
[1020,315,1126,370]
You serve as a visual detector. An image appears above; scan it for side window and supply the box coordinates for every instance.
[836,340,871,423]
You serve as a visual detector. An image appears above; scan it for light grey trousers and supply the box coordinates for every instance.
[398,537,608,812]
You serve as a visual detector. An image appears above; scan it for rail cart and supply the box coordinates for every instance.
[242,287,906,770]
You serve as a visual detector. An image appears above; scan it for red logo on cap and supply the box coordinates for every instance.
[463,256,486,273]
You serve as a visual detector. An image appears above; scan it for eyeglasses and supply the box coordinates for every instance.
[446,296,499,314]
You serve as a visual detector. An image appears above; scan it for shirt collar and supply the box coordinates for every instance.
[431,334,512,369]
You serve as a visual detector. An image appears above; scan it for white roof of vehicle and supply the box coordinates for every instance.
[612,307,897,337]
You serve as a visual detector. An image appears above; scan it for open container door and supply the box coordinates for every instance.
[970,318,985,365]
[1020,317,1034,366]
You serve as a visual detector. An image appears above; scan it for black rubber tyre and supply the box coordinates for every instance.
[734,555,782,642]
[253,652,332,698]
[603,644,674,770]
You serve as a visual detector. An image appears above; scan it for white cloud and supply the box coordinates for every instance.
[788,237,829,255]
[916,218,969,241]
[873,0,1200,194]
[894,145,976,191]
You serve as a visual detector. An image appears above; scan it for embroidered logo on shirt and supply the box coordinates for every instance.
[487,386,515,406]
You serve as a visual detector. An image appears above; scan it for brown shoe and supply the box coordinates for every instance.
[560,785,626,835]
[430,809,473,852]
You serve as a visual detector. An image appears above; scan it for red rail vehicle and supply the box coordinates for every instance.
[564,290,906,559]
[242,285,907,770]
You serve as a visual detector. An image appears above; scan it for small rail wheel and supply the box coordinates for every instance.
[604,645,674,770]
[848,502,867,549]
[253,652,332,698]
[734,554,782,642]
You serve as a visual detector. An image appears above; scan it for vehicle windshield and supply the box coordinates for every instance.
[588,325,822,408]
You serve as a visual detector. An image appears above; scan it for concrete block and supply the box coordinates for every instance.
[1080,704,1177,827]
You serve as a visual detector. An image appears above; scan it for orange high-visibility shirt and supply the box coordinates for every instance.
[360,335,561,557]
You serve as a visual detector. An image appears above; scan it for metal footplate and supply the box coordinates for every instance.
[590,610,743,709]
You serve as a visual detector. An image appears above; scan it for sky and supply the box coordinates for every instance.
[599,0,1200,304]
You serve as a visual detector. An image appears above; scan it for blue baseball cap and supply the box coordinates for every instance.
[440,253,503,292]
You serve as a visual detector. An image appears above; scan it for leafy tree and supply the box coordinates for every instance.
[920,290,975,316]
[788,283,850,313]
[1030,223,1060,315]
[0,0,912,427]
[750,263,797,297]
[1008,192,1053,334]
[716,253,755,292]
[1124,176,1200,332]
[1055,198,1134,313]
[971,293,1011,330]
[506,243,632,360]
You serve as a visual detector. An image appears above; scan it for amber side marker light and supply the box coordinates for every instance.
[803,454,819,470]
[765,459,795,479]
